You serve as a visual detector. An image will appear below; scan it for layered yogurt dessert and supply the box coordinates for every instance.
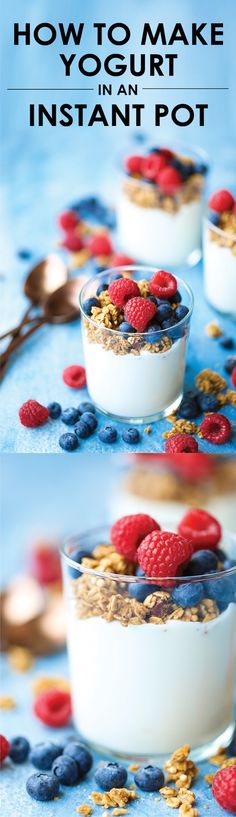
[62,509,236,760]
[80,267,193,421]
[117,145,208,267]
[204,189,236,316]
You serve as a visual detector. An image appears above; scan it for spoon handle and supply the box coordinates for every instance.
[0,317,46,371]
[0,305,33,341]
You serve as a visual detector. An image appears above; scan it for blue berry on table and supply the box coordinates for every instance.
[184,550,219,576]
[96,283,109,296]
[197,393,218,413]
[69,548,88,579]
[134,765,164,792]
[47,401,61,419]
[98,426,117,444]
[83,297,100,316]
[220,336,234,350]
[175,304,189,322]
[52,755,79,786]
[30,741,63,771]
[78,401,96,415]
[75,411,98,439]
[9,736,30,763]
[63,741,92,777]
[94,761,127,791]
[59,432,79,452]
[178,397,200,419]
[129,582,159,602]
[172,581,204,608]
[122,427,140,444]
[26,772,60,801]
[224,356,236,374]
[17,248,32,260]
[119,321,136,333]
[156,303,172,322]
[61,407,80,425]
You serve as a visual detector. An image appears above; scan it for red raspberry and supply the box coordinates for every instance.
[158,166,183,194]
[200,413,231,444]
[208,189,234,213]
[150,269,177,299]
[34,689,72,727]
[212,766,236,813]
[19,400,49,428]
[138,531,193,579]
[111,514,161,562]
[168,453,214,482]
[178,509,221,551]
[30,543,61,585]
[58,210,79,232]
[165,434,199,453]
[111,253,134,267]
[160,148,174,160]
[124,296,157,332]
[62,232,84,252]
[89,233,113,257]
[0,735,10,762]
[141,153,167,182]
[108,277,140,308]
[124,154,143,175]
[62,365,86,389]
[231,366,236,387]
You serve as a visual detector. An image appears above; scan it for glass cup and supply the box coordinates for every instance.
[79,267,193,423]
[203,217,236,317]
[117,143,208,268]
[61,527,236,762]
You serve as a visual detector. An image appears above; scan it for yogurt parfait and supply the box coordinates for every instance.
[117,145,208,267]
[79,267,193,422]
[204,188,236,317]
[61,508,236,760]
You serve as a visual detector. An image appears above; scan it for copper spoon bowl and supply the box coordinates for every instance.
[1,254,68,342]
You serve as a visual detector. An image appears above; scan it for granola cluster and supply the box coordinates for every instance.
[123,168,204,212]
[208,209,236,256]
[160,745,199,814]
[195,369,227,394]
[90,789,137,808]
[124,458,236,506]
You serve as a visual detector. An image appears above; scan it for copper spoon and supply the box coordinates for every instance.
[0,254,68,342]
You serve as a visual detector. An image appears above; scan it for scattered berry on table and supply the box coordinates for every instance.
[178,397,200,419]
[172,582,204,607]
[122,427,140,445]
[82,297,100,316]
[184,549,219,576]
[158,166,183,195]
[124,154,143,175]
[208,189,235,213]
[220,336,234,350]
[9,736,30,763]
[119,321,136,333]
[62,365,87,388]
[98,426,118,444]
[231,366,236,388]
[59,432,79,452]
[134,765,165,792]
[26,772,60,801]
[150,269,177,300]
[30,741,63,770]
[33,689,72,727]
[30,544,61,585]
[52,754,79,785]
[63,741,93,777]
[111,513,160,562]
[58,210,79,231]
[111,253,134,267]
[96,282,109,296]
[94,761,127,791]
[224,356,236,374]
[17,248,32,260]
[124,296,157,331]
[78,401,96,414]
[47,401,62,419]
[200,413,231,444]
[197,392,218,412]
[69,548,88,579]
[108,277,139,308]
[19,400,49,428]
[165,433,199,453]
[212,765,236,812]
[178,509,221,550]
[138,531,193,579]
[61,407,80,425]
[89,233,113,257]
[0,735,10,762]
[175,304,189,321]
[74,411,98,439]
[62,232,84,252]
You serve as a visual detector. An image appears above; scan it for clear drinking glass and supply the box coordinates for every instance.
[204,216,236,317]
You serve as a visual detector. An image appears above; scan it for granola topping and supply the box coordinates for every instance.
[208,209,236,256]
[123,169,204,213]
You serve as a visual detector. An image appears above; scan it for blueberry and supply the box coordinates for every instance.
[224,356,236,374]
[52,755,79,785]
[220,336,234,350]
[197,393,218,413]
[194,162,208,175]
[98,426,117,444]
[149,295,162,307]
[203,576,235,608]
[134,765,164,792]
[94,761,127,791]
[59,433,79,452]
[63,741,92,777]
[17,248,32,260]
[78,401,96,415]
[83,297,100,316]
[156,303,172,322]
[122,427,140,444]
[146,324,160,343]
[75,411,98,439]
[172,582,204,608]
[61,407,80,426]
[175,305,189,322]
[47,401,61,419]
[136,565,145,577]
[149,146,161,154]
[9,736,30,763]
[184,550,218,576]
[178,397,200,419]
[171,157,185,174]
[129,582,159,602]
[224,559,236,570]
[30,742,63,771]
[228,727,236,756]
[26,772,60,801]
[208,211,220,226]
[96,283,109,296]
[110,273,122,281]
[119,321,136,333]
[215,548,227,562]
[161,317,176,329]
[169,289,182,304]
[69,548,88,579]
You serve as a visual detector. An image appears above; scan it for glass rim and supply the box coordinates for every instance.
[60,525,236,584]
[79,267,194,338]
[205,215,236,241]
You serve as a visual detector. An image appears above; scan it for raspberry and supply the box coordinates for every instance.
[208,189,235,213]
[138,531,193,579]
[212,766,236,813]
[111,514,161,562]
[34,689,72,727]
[111,253,134,267]
[165,434,199,453]
[124,154,143,174]
[19,400,49,428]
[231,366,236,387]
[124,297,157,332]
[62,365,86,389]
[200,412,231,444]
[160,148,174,160]
[168,453,213,482]
[89,233,113,257]
[108,277,140,308]
[141,153,167,181]
[158,166,183,194]
[30,543,61,585]
[58,210,78,232]
[178,509,221,551]
[62,232,84,252]
[150,269,177,300]
[0,735,10,762]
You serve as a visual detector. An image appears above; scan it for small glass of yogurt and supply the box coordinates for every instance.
[79,267,193,422]
[61,515,236,761]
[117,144,208,268]
[204,189,236,317]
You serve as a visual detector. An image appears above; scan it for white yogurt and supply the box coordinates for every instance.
[204,233,236,316]
[67,606,235,757]
[118,191,203,267]
[110,490,236,534]
[83,333,186,420]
